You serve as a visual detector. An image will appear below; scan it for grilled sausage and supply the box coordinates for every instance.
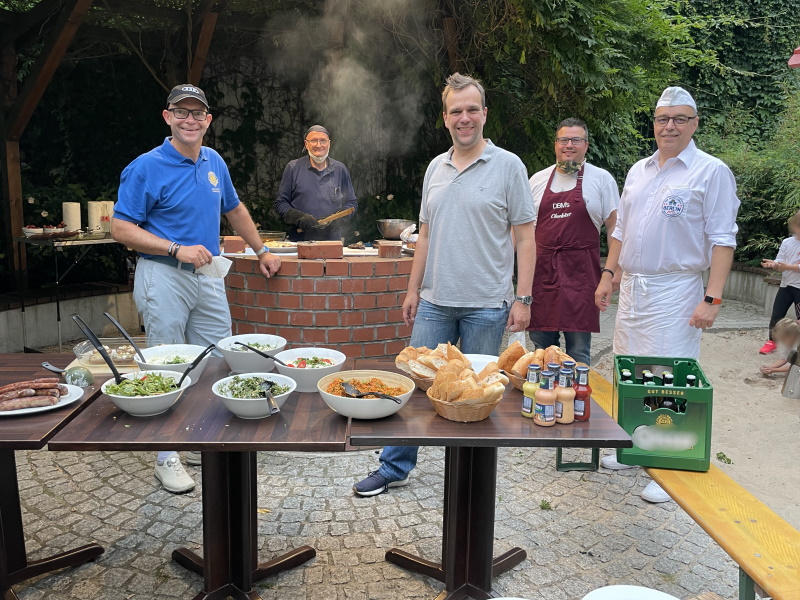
[0,389,36,401]
[0,396,59,411]
[0,378,60,395]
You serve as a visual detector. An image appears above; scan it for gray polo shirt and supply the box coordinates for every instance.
[419,140,535,308]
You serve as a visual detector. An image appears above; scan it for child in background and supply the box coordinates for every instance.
[760,210,800,354]
[760,318,800,375]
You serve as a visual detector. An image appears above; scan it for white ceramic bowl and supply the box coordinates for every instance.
[212,373,296,419]
[465,354,500,373]
[217,334,287,373]
[134,344,211,386]
[273,347,347,392]
[23,228,43,236]
[316,370,414,419]
[102,370,190,417]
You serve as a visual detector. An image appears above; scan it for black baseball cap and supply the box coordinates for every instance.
[166,84,209,108]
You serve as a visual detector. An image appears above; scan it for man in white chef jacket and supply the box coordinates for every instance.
[595,86,740,503]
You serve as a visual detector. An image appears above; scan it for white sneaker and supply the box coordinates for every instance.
[185,451,201,466]
[600,455,638,470]
[641,481,671,503]
[155,455,196,493]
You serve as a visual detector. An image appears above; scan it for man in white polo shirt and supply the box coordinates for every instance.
[595,86,740,503]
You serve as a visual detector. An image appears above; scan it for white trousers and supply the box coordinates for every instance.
[133,258,231,350]
[613,271,703,360]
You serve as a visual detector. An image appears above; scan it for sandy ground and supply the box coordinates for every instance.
[594,329,800,530]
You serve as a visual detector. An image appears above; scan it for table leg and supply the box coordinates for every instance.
[172,451,316,600]
[0,449,103,597]
[386,447,527,600]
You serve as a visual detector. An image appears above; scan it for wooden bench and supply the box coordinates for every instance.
[585,371,800,600]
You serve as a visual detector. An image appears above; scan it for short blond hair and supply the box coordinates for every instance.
[772,318,800,343]
[442,73,486,112]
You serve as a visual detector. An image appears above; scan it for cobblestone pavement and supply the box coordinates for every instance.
[14,299,768,600]
[16,446,740,600]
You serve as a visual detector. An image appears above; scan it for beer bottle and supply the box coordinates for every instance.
[620,369,633,383]
[642,371,657,411]
[659,372,677,411]
[679,374,697,413]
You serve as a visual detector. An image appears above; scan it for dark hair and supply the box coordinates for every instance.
[556,117,588,139]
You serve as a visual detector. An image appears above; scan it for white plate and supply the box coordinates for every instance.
[464,354,500,373]
[402,245,415,255]
[0,384,84,417]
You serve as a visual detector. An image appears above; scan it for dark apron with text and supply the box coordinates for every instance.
[528,166,601,333]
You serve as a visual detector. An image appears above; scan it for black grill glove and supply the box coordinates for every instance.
[283,208,324,230]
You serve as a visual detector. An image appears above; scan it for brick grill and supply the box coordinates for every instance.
[226,255,413,358]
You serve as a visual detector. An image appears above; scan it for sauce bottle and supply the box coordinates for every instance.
[562,360,577,373]
[555,369,575,424]
[533,371,557,427]
[521,364,541,418]
[547,363,561,385]
[573,366,592,421]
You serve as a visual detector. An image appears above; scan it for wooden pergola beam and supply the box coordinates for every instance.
[188,11,218,84]
[5,0,94,141]
[2,0,93,278]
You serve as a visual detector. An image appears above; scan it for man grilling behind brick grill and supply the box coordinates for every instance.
[275,125,359,242]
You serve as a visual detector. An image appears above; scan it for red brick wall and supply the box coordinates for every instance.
[226,256,413,358]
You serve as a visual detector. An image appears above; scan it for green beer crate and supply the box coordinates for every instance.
[613,355,712,472]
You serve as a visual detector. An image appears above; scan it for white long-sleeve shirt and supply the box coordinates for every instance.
[612,140,740,275]
[774,236,800,289]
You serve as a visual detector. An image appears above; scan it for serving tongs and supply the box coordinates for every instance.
[341,381,402,404]
[103,311,146,362]
[259,382,281,415]
[233,341,288,366]
[177,344,216,387]
[71,314,124,384]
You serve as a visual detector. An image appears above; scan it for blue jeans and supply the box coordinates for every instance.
[377,299,510,482]
[528,330,592,366]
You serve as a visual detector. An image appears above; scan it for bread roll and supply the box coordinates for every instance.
[511,352,536,376]
[532,348,546,368]
[418,355,448,371]
[484,372,509,386]
[498,341,526,371]
[446,344,472,368]
[544,346,560,367]
[477,361,500,381]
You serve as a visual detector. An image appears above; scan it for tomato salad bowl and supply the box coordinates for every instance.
[273,347,346,393]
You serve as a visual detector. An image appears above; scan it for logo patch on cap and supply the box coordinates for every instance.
[182,86,201,93]
[208,171,219,187]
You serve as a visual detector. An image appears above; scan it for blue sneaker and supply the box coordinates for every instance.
[353,470,409,497]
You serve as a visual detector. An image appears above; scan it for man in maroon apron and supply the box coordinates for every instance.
[527,118,619,364]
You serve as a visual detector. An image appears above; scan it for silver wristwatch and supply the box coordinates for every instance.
[515,295,533,306]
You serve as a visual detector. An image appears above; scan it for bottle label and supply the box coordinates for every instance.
[535,402,554,421]
[574,399,585,416]
[555,401,563,419]
[558,374,567,387]
[522,396,534,414]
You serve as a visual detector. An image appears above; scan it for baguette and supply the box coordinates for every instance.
[446,344,472,368]
[484,372,510,386]
[532,348,546,368]
[477,361,500,381]
[418,355,448,371]
[498,341,526,372]
[408,360,436,379]
[543,346,560,367]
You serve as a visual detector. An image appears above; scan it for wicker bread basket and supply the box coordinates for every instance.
[426,389,501,422]
[404,373,433,391]
[507,371,525,391]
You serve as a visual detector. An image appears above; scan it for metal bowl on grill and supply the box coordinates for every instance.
[377,219,415,240]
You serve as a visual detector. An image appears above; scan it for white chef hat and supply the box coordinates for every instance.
[656,86,697,111]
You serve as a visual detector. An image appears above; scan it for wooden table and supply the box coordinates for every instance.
[48,358,349,600]
[0,353,104,600]
[350,359,633,600]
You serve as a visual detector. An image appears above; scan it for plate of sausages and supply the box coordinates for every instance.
[0,378,83,416]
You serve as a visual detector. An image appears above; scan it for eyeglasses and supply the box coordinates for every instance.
[305,138,330,146]
[167,107,208,120]
[555,137,587,146]
[654,115,697,126]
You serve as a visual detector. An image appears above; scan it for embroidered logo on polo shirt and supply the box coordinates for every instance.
[661,195,684,218]
[208,171,219,187]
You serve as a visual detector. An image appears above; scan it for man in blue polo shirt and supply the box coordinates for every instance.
[112,84,281,493]
[275,125,358,241]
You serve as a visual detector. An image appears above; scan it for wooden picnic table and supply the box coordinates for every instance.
[0,353,104,600]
